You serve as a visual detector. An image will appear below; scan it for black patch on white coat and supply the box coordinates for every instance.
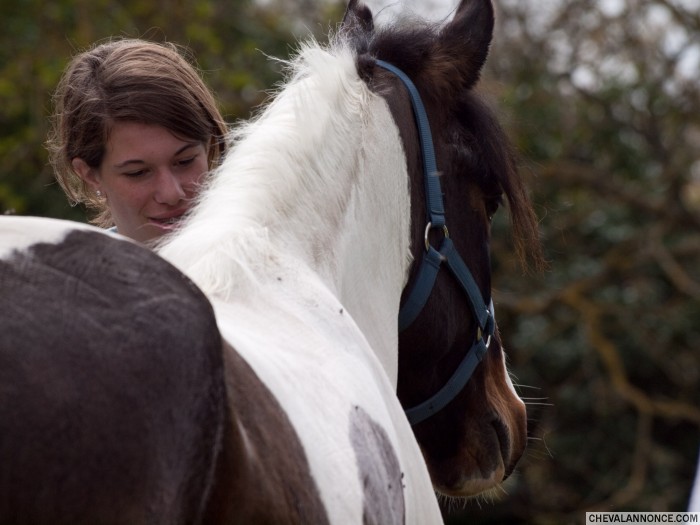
[0,230,225,524]
[203,343,331,524]
[350,406,406,525]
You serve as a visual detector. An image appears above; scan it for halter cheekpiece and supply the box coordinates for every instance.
[375,59,496,426]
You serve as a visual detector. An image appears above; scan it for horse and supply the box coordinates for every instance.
[159,0,540,509]
[0,0,541,522]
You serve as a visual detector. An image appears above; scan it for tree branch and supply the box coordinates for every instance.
[561,287,700,424]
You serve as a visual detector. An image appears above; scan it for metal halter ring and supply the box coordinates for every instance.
[476,326,492,349]
[424,222,449,252]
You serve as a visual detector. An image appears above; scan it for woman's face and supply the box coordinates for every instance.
[73,121,210,244]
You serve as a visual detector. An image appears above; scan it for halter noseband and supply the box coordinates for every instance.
[376,60,495,426]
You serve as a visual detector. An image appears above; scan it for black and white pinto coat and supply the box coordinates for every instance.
[0,0,530,522]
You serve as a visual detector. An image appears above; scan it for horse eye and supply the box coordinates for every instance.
[485,195,503,220]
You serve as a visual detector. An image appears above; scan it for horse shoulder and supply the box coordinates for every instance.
[206,280,441,524]
[203,340,330,524]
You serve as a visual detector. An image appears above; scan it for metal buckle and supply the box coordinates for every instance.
[477,302,495,349]
[424,222,449,252]
[476,326,492,349]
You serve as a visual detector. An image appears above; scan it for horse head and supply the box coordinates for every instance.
[342,0,543,497]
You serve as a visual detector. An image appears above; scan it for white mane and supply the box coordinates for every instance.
[158,36,412,378]
[154,35,442,521]
[160,39,377,295]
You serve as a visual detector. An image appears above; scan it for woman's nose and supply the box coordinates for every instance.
[154,170,186,205]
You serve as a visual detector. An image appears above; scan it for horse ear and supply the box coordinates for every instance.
[341,0,374,36]
[436,0,495,90]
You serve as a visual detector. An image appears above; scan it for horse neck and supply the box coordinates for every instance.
[268,92,411,383]
[325,93,411,384]
[159,44,411,384]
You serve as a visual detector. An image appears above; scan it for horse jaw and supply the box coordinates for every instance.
[414,336,528,498]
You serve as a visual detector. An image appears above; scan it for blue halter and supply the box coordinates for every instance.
[376,59,496,426]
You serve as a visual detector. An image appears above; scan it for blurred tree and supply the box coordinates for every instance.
[445,0,700,522]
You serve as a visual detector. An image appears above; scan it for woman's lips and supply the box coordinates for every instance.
[149,211,187,230]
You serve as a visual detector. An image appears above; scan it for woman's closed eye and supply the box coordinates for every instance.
[123,168,148,178]
[176,155,198,168]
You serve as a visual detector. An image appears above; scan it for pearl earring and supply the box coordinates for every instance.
[96,190,102,197]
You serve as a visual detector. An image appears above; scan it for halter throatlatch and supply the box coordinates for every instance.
[376,59,496,426]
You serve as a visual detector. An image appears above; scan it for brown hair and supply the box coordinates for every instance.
[47,38,228,227]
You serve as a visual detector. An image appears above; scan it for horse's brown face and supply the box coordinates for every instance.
[344,0,543,498]
[395,153,529,496]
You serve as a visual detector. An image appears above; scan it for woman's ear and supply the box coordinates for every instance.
[71,158,101,191]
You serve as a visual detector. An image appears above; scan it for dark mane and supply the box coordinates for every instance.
[348,14,544,271]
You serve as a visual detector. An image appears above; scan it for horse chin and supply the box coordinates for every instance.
[425,452,508,498]
[423,405,527,498]
[434,472,505,499]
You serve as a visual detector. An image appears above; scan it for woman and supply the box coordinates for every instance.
[47,38,228,244]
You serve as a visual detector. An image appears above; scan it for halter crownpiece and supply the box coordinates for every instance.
[375,59,496,426]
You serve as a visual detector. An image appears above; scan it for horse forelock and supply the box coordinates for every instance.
[157,39,376,298]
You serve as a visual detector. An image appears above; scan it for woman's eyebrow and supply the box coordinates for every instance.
[174,142,201,156]
[113,158,146,169]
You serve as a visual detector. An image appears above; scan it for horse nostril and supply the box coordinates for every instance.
[491,418,512,478]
